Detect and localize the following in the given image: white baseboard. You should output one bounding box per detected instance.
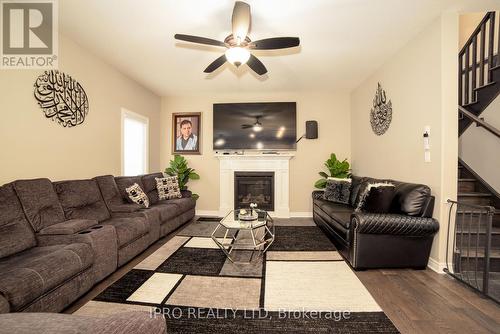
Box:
[427,257,446,273]
[290,211,313,218]
[196,210,220,217]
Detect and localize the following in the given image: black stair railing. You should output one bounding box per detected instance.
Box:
[458,105,500,138]
[445,200,496,301]
[459,11,499,107]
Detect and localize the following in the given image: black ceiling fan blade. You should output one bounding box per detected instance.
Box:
[241,124,253,128]
[204,55,227,73]
[174,34,226,47]
[247,54,267,75]
[250,37,300,50]
[232,1,251,42]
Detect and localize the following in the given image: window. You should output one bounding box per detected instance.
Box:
[121,109,149,176]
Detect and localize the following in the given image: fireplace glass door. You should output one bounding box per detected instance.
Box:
[234,172,274,211]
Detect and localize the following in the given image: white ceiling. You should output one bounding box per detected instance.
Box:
[59,0,498,96]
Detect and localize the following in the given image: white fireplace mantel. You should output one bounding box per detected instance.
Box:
[216,153,294,218]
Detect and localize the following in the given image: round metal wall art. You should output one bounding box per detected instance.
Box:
[370,82,392,136]
[34,70,89,127]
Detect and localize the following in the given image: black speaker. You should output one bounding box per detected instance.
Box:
[305,120,318,139]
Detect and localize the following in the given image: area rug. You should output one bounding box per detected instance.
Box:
[74,217,399,333]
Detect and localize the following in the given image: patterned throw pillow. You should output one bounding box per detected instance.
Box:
[156,176,182,200]
[323,177,352,204]
[125,183,150,208]
[355,182,395,213]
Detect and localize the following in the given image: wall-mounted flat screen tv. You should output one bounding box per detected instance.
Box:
[213,102,297,150]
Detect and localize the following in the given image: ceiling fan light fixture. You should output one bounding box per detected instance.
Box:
[253,123,263,132]
[225,47,250,67]
[174,1,300,76]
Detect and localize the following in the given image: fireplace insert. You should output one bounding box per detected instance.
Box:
[234,172,274,211]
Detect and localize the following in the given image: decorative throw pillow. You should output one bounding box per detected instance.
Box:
[355,183,395,213]
[156,176,182,200]
[323,177,352,204]
[125,183,150,208]
[362,186,396,213]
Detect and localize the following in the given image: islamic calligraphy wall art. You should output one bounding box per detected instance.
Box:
[370,83,392,136]
[34,70,89,127]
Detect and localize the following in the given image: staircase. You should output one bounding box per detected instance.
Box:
[448,11,500,303]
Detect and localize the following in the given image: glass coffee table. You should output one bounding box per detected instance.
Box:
[211,209,275,263]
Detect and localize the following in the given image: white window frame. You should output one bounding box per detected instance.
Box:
[121,108,149,176]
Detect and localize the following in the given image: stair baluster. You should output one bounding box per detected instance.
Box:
[480,22,486,86]
[472,36,477,94]
[465,47,470,104]
[459,54,463,105]
[488,14,495,81]
[498,16,500,66]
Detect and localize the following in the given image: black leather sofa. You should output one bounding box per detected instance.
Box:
[313,176,439,269]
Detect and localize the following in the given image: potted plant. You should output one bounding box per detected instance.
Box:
[165,155,200,199]
[314,153,350,189]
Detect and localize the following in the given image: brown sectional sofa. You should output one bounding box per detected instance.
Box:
[54,178,152,267]
[0,311,166,334]
[0,182,95,313]
[0,172,196,314]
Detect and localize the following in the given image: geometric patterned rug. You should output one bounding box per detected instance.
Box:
[74,217,399,333]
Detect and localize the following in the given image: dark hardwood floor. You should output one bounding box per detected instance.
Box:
[65,219,500,334]
[356,269,500,334]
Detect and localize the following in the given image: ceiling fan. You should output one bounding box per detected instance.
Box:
[174,1,300,76]
[241,116,263,131]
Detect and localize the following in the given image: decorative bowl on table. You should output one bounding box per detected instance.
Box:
[238,209,258,221]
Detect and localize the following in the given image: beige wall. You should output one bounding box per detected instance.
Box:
[0,34,161,185]
[350,14,459,269]
[460,96,500,193]
[459,12,485,49]
[160,92,351,214]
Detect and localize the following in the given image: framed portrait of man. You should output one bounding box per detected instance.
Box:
[172,112,201,154]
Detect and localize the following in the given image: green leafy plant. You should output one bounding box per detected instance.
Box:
[314,153,350,189]
[165,155,200,199]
